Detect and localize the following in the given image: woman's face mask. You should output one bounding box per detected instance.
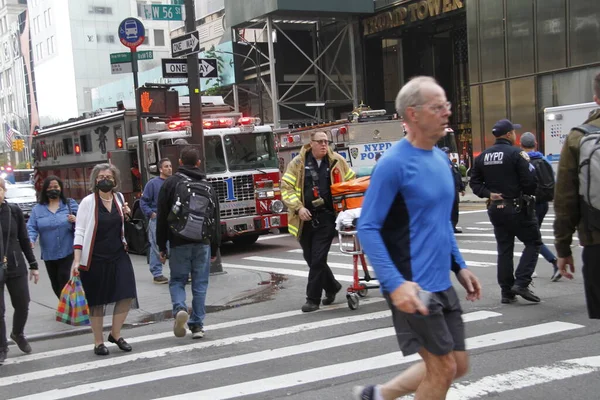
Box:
[46,189,60,199]
[96,179,115,193]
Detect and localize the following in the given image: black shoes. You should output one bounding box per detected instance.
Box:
[0,348,7,365]
[94,343,110,356]
[551,261,562,282]
[322,282,343,306]
[10,332,32,354]
[301,302,319,312]
[454,227,463,233]
[108,333,132,352]
[512,285,541,303]
[501,295,517,304]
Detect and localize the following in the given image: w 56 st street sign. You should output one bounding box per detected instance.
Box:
[143,4,183,21]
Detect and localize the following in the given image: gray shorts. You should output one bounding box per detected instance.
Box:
[384,286,466,356]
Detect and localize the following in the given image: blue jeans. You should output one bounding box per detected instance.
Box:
[148,218,163,277]
[168,243,210,329]
[535,202,557,263]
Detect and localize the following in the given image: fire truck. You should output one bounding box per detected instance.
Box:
[275,108,459,174]
[32,102,287,245]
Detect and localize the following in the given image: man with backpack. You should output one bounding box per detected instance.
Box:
[554,73,600,319]
[520,132,561,282]
[156,146,221,338]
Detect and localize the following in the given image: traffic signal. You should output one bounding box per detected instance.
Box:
[17,139,25,152]
[136,87,179,117]
[11,141,18,151]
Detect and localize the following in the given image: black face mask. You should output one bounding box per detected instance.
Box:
[96,179,115,193]
[47,190,60,199]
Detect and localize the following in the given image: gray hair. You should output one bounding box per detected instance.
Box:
[88,163,121,192]
[395,76,439,119]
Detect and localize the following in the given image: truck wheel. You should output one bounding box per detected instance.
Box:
[232,234,260,246]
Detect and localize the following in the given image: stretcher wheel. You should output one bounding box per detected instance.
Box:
[357,284,368,298]
[347,293,359,310]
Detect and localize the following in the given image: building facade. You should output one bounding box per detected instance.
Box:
[362,0,600,163]
[29,0,173,125]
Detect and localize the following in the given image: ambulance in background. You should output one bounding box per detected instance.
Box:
[543,101,599,172]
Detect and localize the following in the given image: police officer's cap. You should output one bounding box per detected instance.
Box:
[492,119,521,137]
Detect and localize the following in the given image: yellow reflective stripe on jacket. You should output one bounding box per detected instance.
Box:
[282,173,296,186]
[344,169,356,180]
[288,224,299,236]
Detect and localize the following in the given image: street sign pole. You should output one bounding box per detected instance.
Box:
[131,50,147,189]
[119,17,147,189]
[184,0,222,274]
[184,0,204,171]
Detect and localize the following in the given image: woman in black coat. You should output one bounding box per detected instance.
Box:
[0,178,39,365]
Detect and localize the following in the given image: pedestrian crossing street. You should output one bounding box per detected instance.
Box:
[1,296,596,400]
[1,211,594,399]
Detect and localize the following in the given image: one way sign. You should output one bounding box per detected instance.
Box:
[199,59,218,78]
[171,31,200,58]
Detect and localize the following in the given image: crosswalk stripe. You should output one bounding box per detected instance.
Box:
[443,356,600,400]
[286,249,494,268]
[244,256,375,272]
[224,263,354,282]
[477,221,553,226]
[456,233,568,241]
[459,248,544,258]
[466,227,555,233]
[154,321,583,400]
[459,210,488,214]
[10,311,502,399]
[2,297,385,366]
[0,311,392,387]
[257,234,291,241]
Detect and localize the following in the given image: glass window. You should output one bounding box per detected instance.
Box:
[506,0,534,77]
[466,0,479,84]
[470,85,483,154]
[482,81,507,148]
[536,0,566,72]
[509,77,537,147]
[224,132,278,172]
[80,134,93,153]
[62,138,73,155]
[154,29,165,47]
[569,0,600,67]
[203,136,227,173]
[479,0,505,82]
[382,39,401,106]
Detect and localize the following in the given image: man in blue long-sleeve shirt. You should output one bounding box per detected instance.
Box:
[140,158,172,283]
[354,77,481,400]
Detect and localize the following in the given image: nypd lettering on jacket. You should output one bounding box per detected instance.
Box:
[483,151,504,165]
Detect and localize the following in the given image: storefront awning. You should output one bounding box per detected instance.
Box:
[225,0,374,28]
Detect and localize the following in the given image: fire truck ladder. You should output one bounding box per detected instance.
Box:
[235,16,360,128]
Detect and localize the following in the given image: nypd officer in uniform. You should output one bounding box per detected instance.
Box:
[470,119,542,304]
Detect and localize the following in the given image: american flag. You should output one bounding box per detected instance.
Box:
[5,123,13,148]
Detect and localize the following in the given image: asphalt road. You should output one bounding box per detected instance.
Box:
[1,204,599,400]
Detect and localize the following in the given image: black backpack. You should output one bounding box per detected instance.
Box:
[168,173,217,242]
[530,158,555,203]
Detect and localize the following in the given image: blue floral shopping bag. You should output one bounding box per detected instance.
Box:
[56,275,90,326]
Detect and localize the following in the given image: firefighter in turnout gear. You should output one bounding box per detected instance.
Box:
[281,131,356,312]
[470,119,542,304]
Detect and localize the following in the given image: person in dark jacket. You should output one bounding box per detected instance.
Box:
[0,177,39,365]
[520,132,561,282]
[156,146,220,339]
[470,119,542,304]
[442,147,466,233]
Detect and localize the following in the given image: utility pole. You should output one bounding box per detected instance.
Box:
[183,0,223,274]
[184,0,205,172]
[132,50,147,189]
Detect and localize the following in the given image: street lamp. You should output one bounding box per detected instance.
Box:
[206,48,265,123]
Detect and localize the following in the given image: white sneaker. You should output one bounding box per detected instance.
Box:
[173,310,189,338]
[532,271,538,278]
[191,327,205,339]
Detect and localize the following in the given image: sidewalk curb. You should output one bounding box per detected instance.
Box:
[16,278,276,344]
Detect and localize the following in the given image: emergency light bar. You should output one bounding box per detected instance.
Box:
[359,109,387,118]
[167,120,192,130]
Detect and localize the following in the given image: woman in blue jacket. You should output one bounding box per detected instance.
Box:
[27,176,78,298]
